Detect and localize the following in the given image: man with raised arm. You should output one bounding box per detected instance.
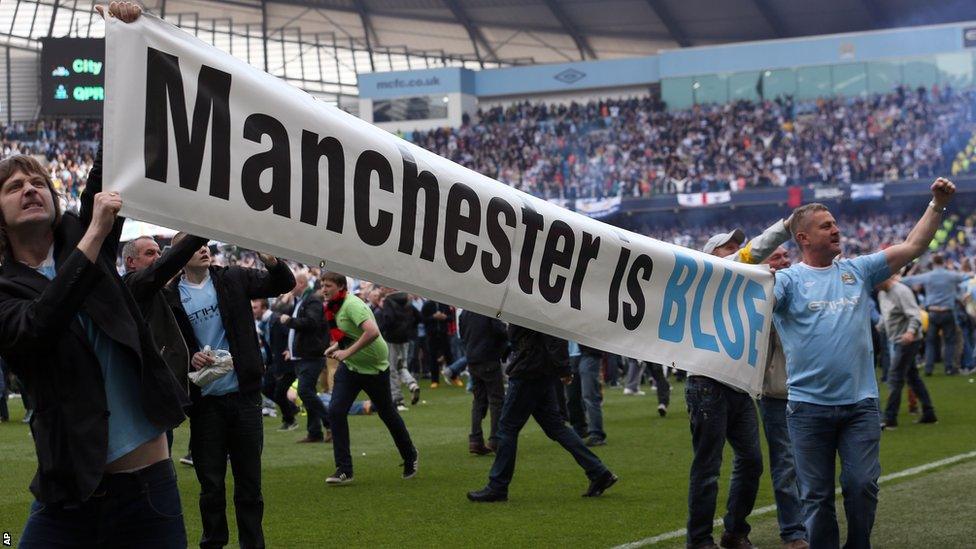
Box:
[773,178,955,549]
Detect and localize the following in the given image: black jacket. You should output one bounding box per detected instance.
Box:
[281,289,327,358]
[377,291,420,344]
[165,261,295,399]
[458,310,507,363]
[504,325,570,380]
[421,300,454,338]
[123,234,208,394]
[0,159,187,504]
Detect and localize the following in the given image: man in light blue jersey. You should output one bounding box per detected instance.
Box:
[773,177,956,549]
[901,253,971,375]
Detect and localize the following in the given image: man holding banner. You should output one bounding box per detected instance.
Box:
[773,178,955,549]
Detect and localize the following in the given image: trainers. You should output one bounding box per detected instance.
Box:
[657,404,668,417]
[467,487,507,502]
[881,420,897,430]
[277,421,299,432]
[585,436,607,447]
[915,414,938,424]
[324,430,333,443]
[452,377,464,387]
[430,382,440,389]
[179,454,194,467]
[583,470,618,497]
[410,385,421,405]
[397,404,409,412]
[782,539,809,549]
[402,449,419,479]
[469,440,492,455]
[326,469,353,485]
[719,531,756,549]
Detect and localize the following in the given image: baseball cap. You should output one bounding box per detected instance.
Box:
[702,229,746,255]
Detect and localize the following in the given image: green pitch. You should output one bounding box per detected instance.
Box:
[2,371,974,548]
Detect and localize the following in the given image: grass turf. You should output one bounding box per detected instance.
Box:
[1,370,975,548]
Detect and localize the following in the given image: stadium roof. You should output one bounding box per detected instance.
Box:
[262,0,976,64]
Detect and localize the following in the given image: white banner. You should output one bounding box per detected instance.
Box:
[677,191,732,208]
[103,16,773,394]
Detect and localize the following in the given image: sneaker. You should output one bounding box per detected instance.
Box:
[326,469,353,485]
[402,449,419,479]
[277,421,299,432]
[908,405,920,415]
[622,388,635,395]
[324,430,333,443]
[261,407,277,417]
[623,389,646,396]
[467,487,508,502]
[915,414,938,424]
[782,539,810,549]
[585,436,607,447]
[881,420,897,430]
[719,531,757,549]
[657,404,668,417]
[430,382,440,389]
[397,404,409,412]
[179,454,194,467]
[583,470,618,497]
[452,377,464,387]
[410,385,421,405]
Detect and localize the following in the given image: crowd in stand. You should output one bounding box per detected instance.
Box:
[412,86,976,200]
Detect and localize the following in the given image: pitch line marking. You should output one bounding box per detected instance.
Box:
[610,449,976,549]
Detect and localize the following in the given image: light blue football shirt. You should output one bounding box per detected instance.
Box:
[179,276,239,396]
[773,251,890,405]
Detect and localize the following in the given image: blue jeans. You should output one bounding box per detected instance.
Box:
[487,376,608,494]
[884,341,934,423]
[685,376,762,547]
[329,365,415,474]
[957,310,975,371]
[578,354,605,440]
[924,310,957,374]
[758,398,806,543]
[787,398,881,549]
[565,356,587,437]
[295,359,330,438]
[20,460,186,548]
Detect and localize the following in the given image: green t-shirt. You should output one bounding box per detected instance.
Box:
[337,294,389,374]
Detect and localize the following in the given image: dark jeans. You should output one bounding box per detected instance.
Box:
[787,398,881,549]
[468,361,505,444]
[759,397,806,543]
[578,354,605,440]
[272,363,298,425]
[426,333,452,383]
[295,359,330,437]
[487,376,608,494]
[330,364,416,474]
[924,310,957,374]
[885,340,934,423]
[20,460,186,548]
[685,376,762,547]
[190,392,265,549]
[647,362,671,406]
[0,359,8,421]
[565,356,588,437]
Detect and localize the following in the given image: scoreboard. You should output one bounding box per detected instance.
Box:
[40,37,105,116]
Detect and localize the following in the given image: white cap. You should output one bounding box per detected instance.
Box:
[702,229,746,255]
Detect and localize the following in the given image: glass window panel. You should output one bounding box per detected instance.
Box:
[796,65,831,100]
[661,76,694,110]
[763,69,796,99]
[935,51,973,88]
[902,57,938,89]
[867,61,900,94]
[729,70,761,101]
[831,63,867,97]
[692,74,728,105]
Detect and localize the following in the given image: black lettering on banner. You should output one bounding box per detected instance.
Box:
[144,47,231,199]
[607,247,631,323]
[353,150,394,246]
[570,232,600,310]
[538,220,574,304]
[623,254,653,330]
[396,145,439,261]
[443,183,481,273]
[241,114,291,217]
[300,131,344,231]
[518,205,545,295]
[481,197,515,285]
